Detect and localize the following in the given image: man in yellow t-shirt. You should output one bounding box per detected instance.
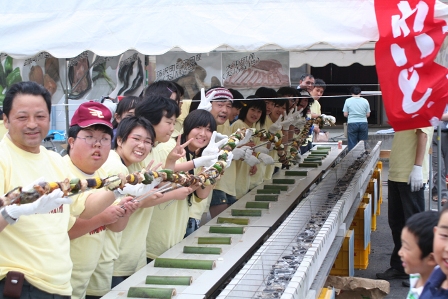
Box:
[64,101,136,299]
[376,127,433,281]
[0,82,75,298]
[0,109,7,140]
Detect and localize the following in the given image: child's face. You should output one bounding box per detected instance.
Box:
[154,115,175,143]
[433,211,448,276]
[399,227,431,275]
[245,107,262,126]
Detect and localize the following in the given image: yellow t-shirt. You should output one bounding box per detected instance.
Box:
[265,116,282,176]
[63,156,109,299]
[0,121,7,141]
[174,99,191,136]
[310,101,321,116]
[231,120,253,199]
[0,135,74,296]
[214,120,237,196]
[250,121,265,190]
[102,149,151,276]
[389,127,433,183]
[86,228,121,296]
[146,138,189,259]
[189,192,212,221]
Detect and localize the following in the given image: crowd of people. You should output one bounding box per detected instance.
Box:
[1,78,447,299]
[0,77,332,299]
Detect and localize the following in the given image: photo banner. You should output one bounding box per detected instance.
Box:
[375,0,448,131]
[222,52,290,97]
[155,52,221,99]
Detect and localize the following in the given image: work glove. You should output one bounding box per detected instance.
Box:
[244,155,260,167]
[215,132,228,142]
[268,115,283,134]
[291,108,304,123]
[325,114,336,124]
[202,131,229,157]
[254,147,270,154]
[294,117,307,128]
[225,152,234,168]
[193,154,218,168]
[238,128,254,146]
[281,111,294,130]
[232,146,251,160]
[121,178,163,196]
[257,153,275,165]
[5,189,72,221]
[408,165,423,192]
[197,88,216,112]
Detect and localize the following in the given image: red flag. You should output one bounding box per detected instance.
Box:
[375,0,448,131]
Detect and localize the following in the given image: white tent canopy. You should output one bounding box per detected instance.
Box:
[0,0,380,59]
[2,0,448,65]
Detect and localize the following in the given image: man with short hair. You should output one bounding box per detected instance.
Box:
[65,101,136,299]
[298,73,315,93]
[0,81,75,298]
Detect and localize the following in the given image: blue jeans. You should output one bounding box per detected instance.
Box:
[388,180,425,272]
[210,190,237,206]
[184,217,200,237]
[347,122,368,151]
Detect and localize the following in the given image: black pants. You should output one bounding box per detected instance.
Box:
[388,180,425,272]
[0,279,69,299]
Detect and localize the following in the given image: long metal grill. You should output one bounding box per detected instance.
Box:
[217,141,380,299]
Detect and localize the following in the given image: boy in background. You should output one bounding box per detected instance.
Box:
[420,205,448,298]
[398,211,438,298]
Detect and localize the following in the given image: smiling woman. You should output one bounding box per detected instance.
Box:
[115,116,155,167]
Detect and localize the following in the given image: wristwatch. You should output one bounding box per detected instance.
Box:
[1,208,17,225]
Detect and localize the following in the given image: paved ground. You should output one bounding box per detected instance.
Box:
[351,162,441,298]
[353,159,409,298]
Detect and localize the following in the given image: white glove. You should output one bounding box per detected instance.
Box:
[5,189,72,220]
[257,153,275,165]
[121,178,163,196]
[202,131,229,157]
[268,115,283,134]
[294,117,307,128]
[197,88,216,112]
[243,147,254,160]
[244,155,260,167]
[238,129,253,146]
[408,165,423,192]
[321,114,336,124]
[254,147,270,154]
[193,154,218,168]
[281,111,294,130]
[232,147,247,160]
[215,132,228,142]
[291,108,304,123]
[225,151,234,168]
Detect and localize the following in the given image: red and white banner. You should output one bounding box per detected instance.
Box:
[375,0,448,131]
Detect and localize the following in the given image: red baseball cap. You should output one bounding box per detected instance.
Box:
[70,101,113,129]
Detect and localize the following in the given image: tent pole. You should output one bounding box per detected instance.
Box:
[65,59,70,134]
[437,125,442,211]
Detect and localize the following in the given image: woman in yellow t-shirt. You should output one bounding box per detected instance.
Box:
[96,115,192,293]
[231,97,269,199]
[147,109,220,252]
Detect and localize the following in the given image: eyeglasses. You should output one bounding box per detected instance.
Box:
[76,136,111,146]
[304,81,315,86]
[130,136,153,147]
